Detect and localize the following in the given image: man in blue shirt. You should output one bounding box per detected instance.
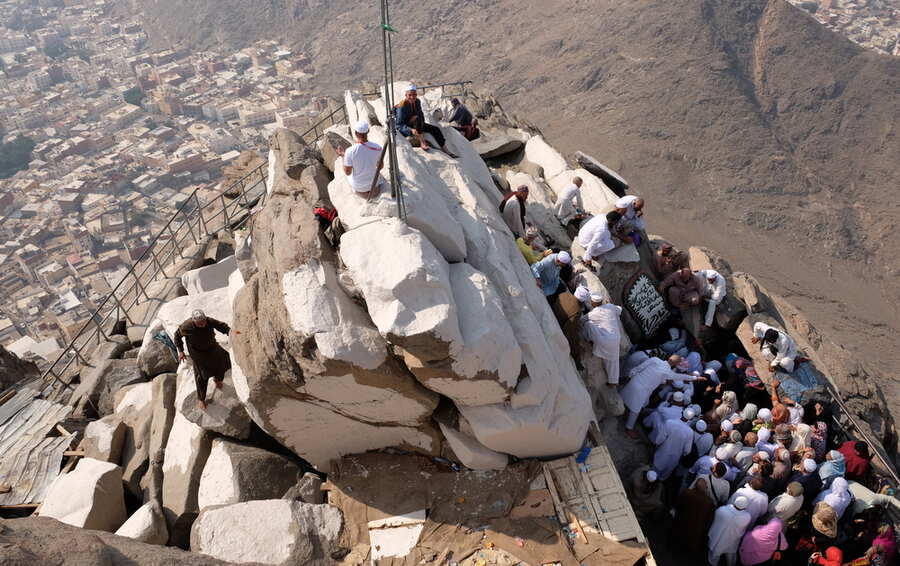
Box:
[394,85,457,157]
[531,251,571,303]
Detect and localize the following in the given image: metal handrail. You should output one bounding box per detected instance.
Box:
[35,104,351,396]
[361,80,473,98]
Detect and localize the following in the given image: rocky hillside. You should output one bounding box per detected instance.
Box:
[0,345,39,391]
[132,0,900,411]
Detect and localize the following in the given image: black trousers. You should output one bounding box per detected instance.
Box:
[408,115,446,147]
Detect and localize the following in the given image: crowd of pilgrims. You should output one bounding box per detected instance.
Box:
[622,338,897,566]
[495,183,898,566]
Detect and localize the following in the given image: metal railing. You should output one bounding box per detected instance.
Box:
[361,80,473,99]
[35,105,349,398]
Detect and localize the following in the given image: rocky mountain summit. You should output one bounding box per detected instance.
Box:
[131,0,900,421]
[0,345,38,391]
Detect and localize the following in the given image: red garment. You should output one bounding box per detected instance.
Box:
[812,547,843,566]
[838,440,871,481]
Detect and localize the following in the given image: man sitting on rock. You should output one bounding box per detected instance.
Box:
[555,176,589,238]
[336,120,384,200]
[174,309,231,410]
[516,228,552,265]
[750,322,800,374]
[655,242,689,279]
[394,84,457,157]
[697,269,726,328]
[500,185,529,239]
[659,267,703,310]
[531,250,571,303]
[577,210,622,268]
[614,195,646,244]
[447,97,478,140]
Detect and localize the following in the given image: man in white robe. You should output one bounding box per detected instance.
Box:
[500,185,528,238]
[728,477,770,526]
[708,496,752,566]
[751,322,800,373]
[644,391,686,445]
[765,482,803,522]
[697,269,726,327]
[577,211,622,266]
[620,355,705,434]
[581,294,623,385]
[652,408,695,480]
[555,177,584,224]
[614,195,646,231]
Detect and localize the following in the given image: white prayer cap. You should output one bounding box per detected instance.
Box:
[721,420,734,433]
[733,496,750,510]
[716,446,730,461]
[573,285,591,303]
[704,368,717,378]
[672,379,685,390]
[695,420,707,432]
[191,309,206,321]
[683,407,696,420]
[689,403,701,415]
[353,120,370,134]
[590,294,606,305]
[404,84,417,92]
[758,428,771,442]
[557,251,572,264]
[672,392,684,403]
[803,459,818,473]
[668,327,680,340]
[756,451,770,461]
[706,360,723,372]
[645,470,658,483]
[758,408,773,422]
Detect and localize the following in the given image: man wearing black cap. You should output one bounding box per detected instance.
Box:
[174,309,231,410]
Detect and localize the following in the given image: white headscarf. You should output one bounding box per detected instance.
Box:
[819,477,851,519]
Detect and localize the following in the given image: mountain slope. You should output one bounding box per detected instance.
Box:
[134,0,900,403]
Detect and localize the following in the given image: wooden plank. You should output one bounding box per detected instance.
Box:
[541,464,568,526]
[63,450,85,457]
[0,503,39,510]
[55,424,72,436]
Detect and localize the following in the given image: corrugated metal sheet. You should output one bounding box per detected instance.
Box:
[0,390,74,505]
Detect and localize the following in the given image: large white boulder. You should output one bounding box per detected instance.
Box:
[176,362,251,439]
[198,438,300,510]
[83,414,125,464]
[142,372,177,501]
[191,500,343,566]
[115,501,169,545]
[155,286,233,350]
[339,218,462,362]
[327,130,467,264]
[181,255,238,296]
[524,135,568,180]
[39,458,126,532]
[137,319,179,377]
[161,413,212,545]
[438,422,508,471]
[114,382,154,497]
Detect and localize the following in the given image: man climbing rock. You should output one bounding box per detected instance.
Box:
[337,120,384,199]
[555,176,588,238]
[395,85,457,157]
[174,309,231,410]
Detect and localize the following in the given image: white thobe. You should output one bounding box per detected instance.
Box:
[752,322,799,372]
[708,505,752,566]
[555,183,583,223]
[766,493,803,522]
[501,196,526,238]
[581,304,623,384]
[577,215,615,262]
[644,403,685,445]
[615,195,646,230]
[697,269,726,326]
[734,447,756,472]
[652,418,693,480]
[621,357,676,414]
[729,484,769,525]
[694,431,714,457]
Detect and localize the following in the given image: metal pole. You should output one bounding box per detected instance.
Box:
[131,269,151,303]
[194,193,210,236]
[167,224,185,258]
[220,194,231,227]
[151,246,167,279]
